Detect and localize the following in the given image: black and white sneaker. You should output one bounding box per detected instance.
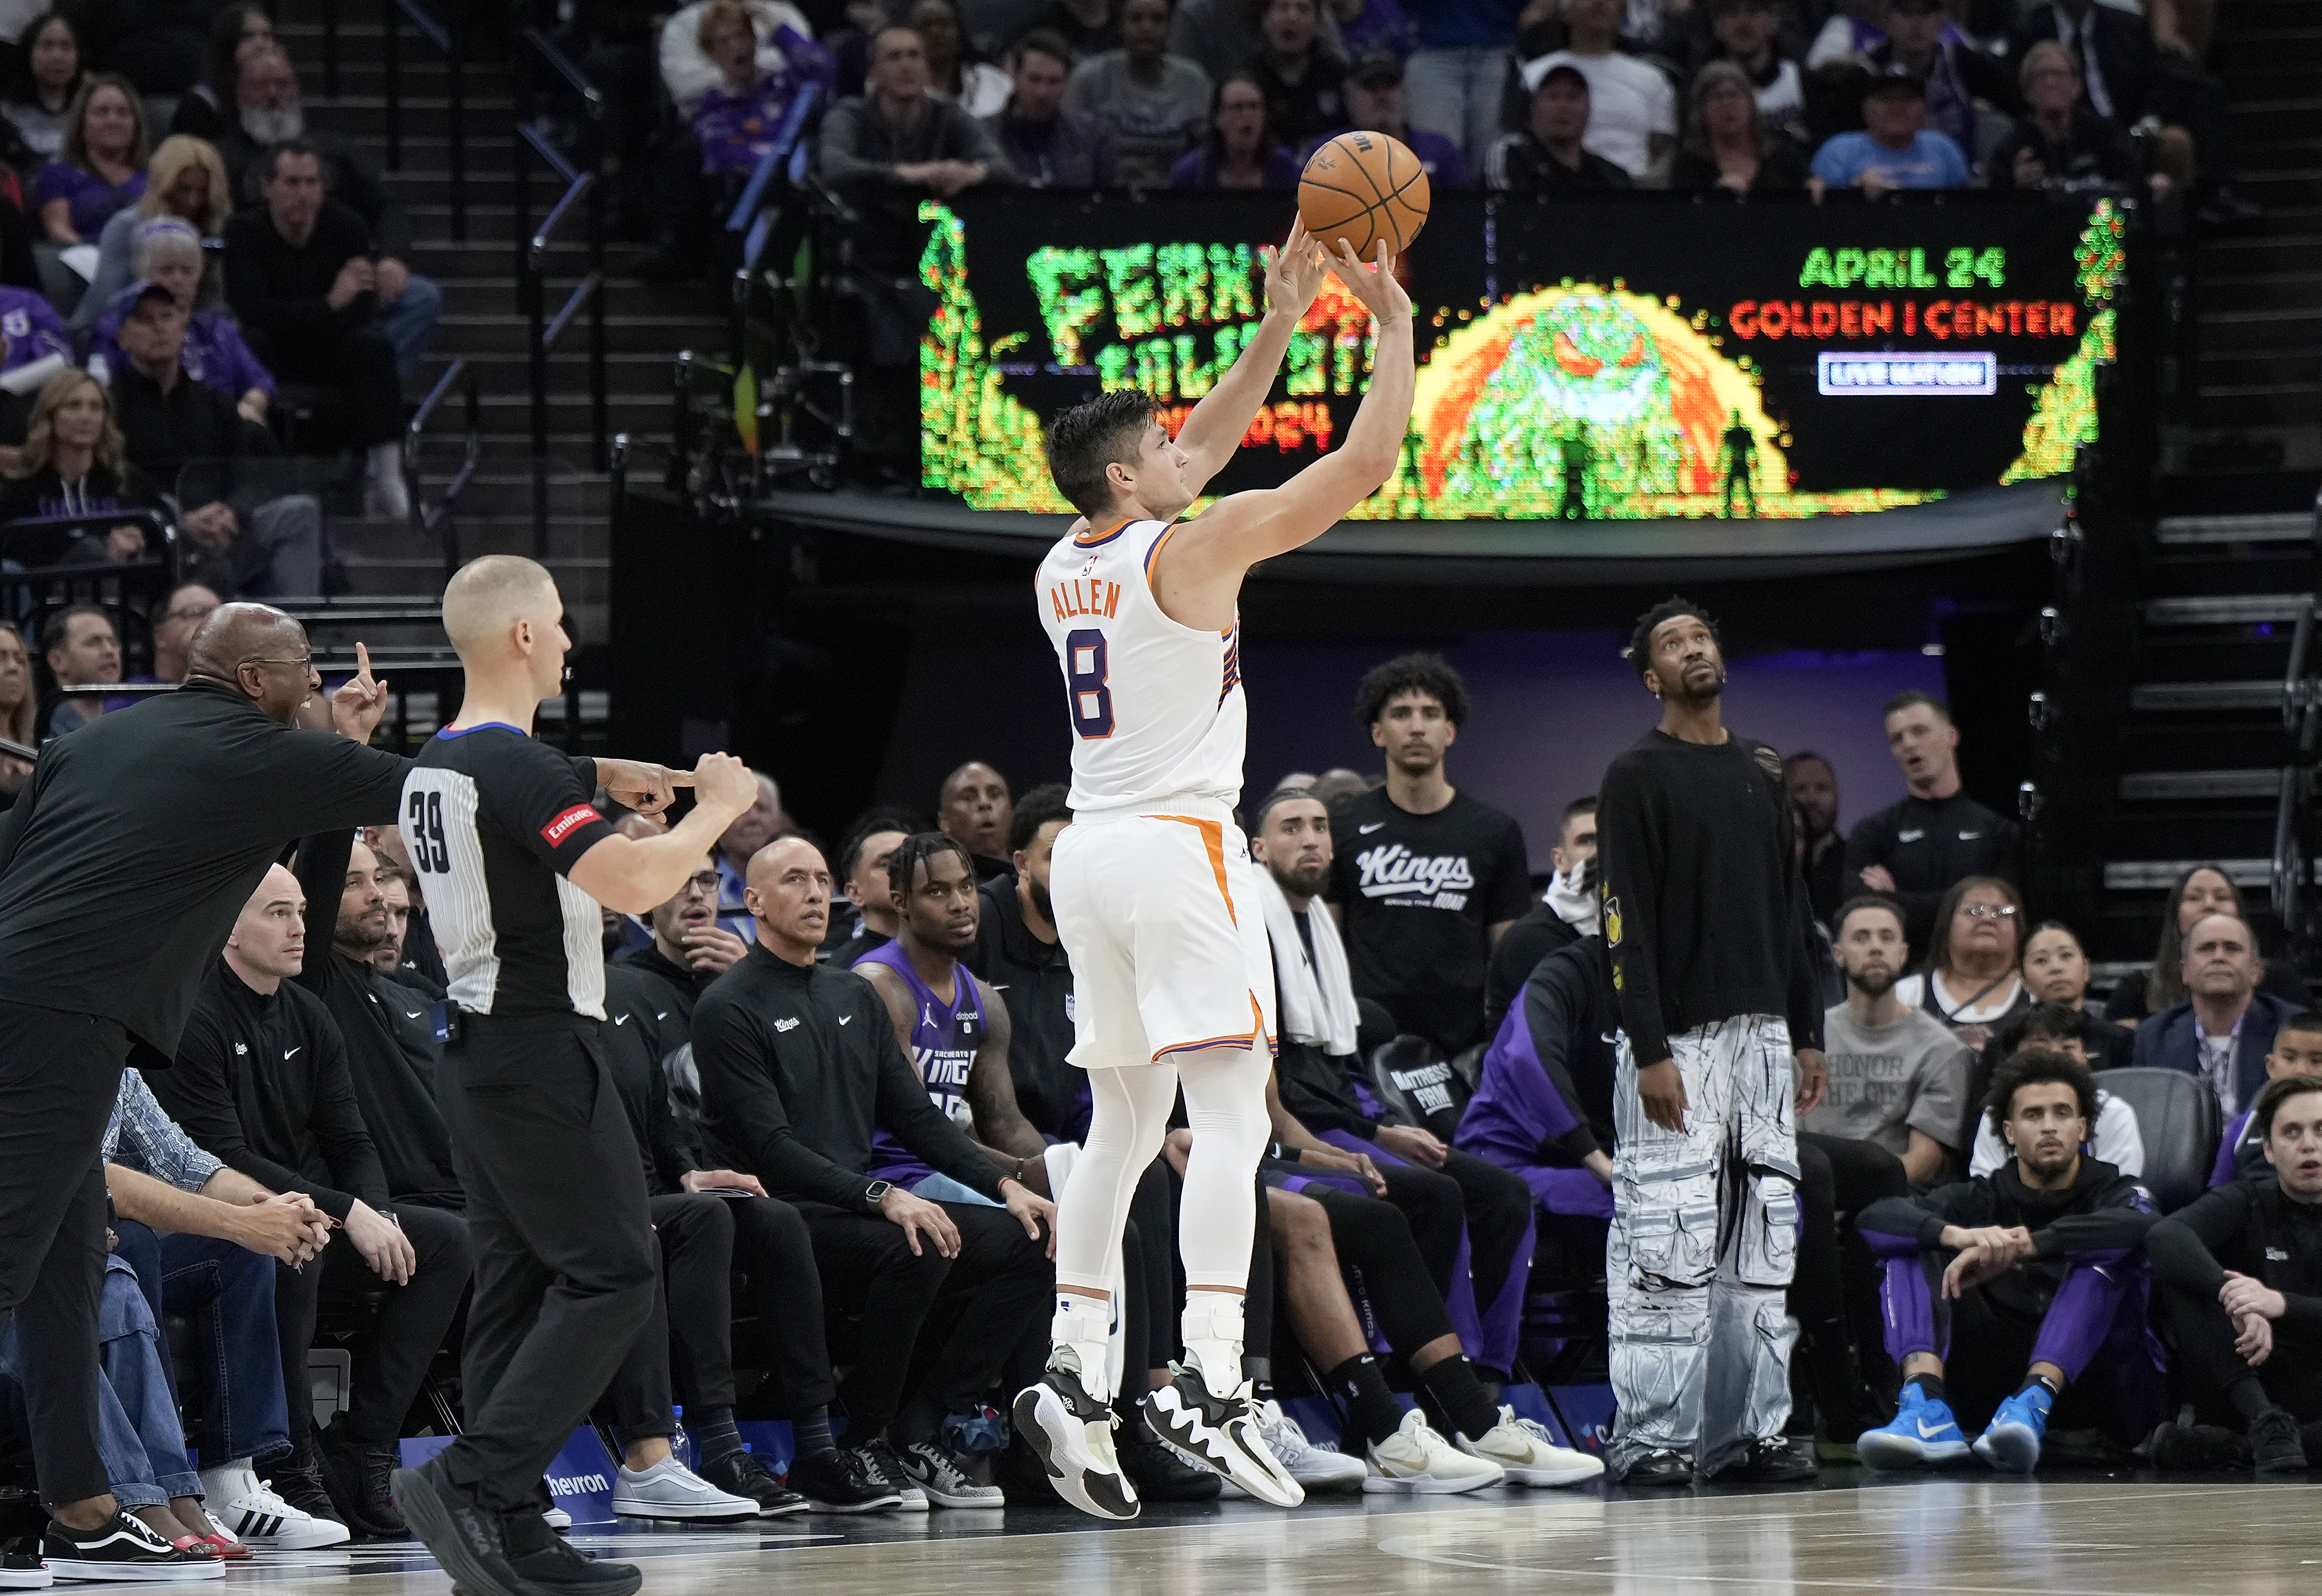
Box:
[41,1512,219,1581]
[1014,1350,1139,1521]
[697,1449,808,1517]
[0,1538,50,1588]
[390,1460,534,1596]
[787,1448,900,1514]
[898,1438,1004,1508]
[1139,1363,1304,1507]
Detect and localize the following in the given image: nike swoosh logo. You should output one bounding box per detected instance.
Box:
[1897,829,1925,842]
[839,1015,854,1025]
[614,1014,630,1025]
[1358,822,1387,834]
[1600,1031,1620,1044]
[404,1011,423,1019]
[1917,1420,1951,1438]
[284,1047,301,1059]
[1957,831,1981,840]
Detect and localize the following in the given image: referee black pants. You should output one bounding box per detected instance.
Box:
[0,1001,130,1507]
[437,1015,656,1517]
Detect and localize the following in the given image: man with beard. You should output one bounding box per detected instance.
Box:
[1330,654,1533,1057]
[1856,1049,2161,1473]
[612,853,751,1122]
[1805,896,1973,1189]
[1596,597,1828,1487]
[1783,752,1846,932]
[967,785,1083,1142]
[374,872,418,981]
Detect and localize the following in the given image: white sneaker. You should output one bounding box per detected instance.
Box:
[1365,1408,1506,1494]
[198,1465,352,1548]
[609,1457,758,1520]
[1456,1406,1606,1487]
[1220,1402,1367,1495]
[1141,1364,1305,1507]
[540,1507,573,1531]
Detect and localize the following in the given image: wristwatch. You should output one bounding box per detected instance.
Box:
[863,1179,893,1212]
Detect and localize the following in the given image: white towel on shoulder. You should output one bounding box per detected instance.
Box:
[1254,869,1359,1056]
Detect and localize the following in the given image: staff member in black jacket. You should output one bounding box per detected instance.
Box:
[0,601,397,1570]
[965,783,1081,1140]
[1596,597,1827,1489]
[694,834,1056,1507]
[1843,692,2022,955]
[153,864,473,1543]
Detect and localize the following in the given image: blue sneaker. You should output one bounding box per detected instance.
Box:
[1857,1385,1970,1469]
[1973,1385,2053,1473]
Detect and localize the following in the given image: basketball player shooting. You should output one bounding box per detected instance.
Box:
[1016,234,1414,1520]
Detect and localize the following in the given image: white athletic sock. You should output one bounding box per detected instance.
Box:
[1052,1295,1115,1405]
[1181,1293,1245,1400]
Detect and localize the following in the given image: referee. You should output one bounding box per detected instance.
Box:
[387,556,757,1596]
[0,603,404,1561]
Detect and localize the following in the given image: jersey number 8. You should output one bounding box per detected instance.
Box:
[1066,628,1114,739]
[406,790,452,874]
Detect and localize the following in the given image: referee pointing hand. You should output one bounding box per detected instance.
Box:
[387,556,759,1596]
[0,602,410,1562]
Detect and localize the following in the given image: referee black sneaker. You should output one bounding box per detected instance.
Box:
[40,1511,216,1581]
[390,1460,533,1596]
[787,1448,900,1514]
[697,1449,808,1517]
[504,1531,642,1596]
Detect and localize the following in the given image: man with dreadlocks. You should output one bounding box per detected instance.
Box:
[1595,597,1830,1487]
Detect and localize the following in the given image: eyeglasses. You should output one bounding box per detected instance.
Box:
[1961,904,2018,920]
[683,871,721,895]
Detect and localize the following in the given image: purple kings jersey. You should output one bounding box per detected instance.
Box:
[854,940,984,1186]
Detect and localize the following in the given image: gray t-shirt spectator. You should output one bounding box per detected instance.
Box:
[1062,50,1213,186]
[1804,1003,1973,1168]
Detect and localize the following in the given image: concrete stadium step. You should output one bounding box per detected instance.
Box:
[2155,512,2313,544]
[2128,679,2286,713]
[2138,593,2308,626]
[2101,858,2276,892]
[2115,768,2284,802]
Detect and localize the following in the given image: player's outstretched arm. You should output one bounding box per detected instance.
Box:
[1172,221,1331,494]
[1153,241,1413,629]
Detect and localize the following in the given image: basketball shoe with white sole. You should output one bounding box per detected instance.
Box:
[1140,1364,1304,1507]
[1015,1349,1140,1520]
[1365,1409,1504,1495]
[1455,1407,1606,1487]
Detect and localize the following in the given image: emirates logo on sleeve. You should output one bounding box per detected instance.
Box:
[541,804,602,846]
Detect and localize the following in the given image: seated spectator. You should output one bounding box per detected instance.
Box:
[37,601,120,735]
[0,623,33,803]
[1700,0,1807,147]
[164,3,275,142]
[1062,0,1211,186]
[1892,876,2032,1050]
[1518,0,1676,183]
[1303,44,1466,186]
[610,848,751,1117]
[982,30,1093,185]
[1251,0,1348,151]
[77,135,237,338]
[2106,865,2311,1026]
[223,144,409,518]
[1460,931,1616,1221]
[1034,0,1122,63]
[914,0,1009,116]
[1784,752,1845,931]
[141,579,215,684]
[1328,0,1415,58]
[1809,64,1968,192]
[1172,76,1302,194]
[1670,58,1807,193]
[0,11,83,159]
[90,219,273,424]
[2016,921,2135,1069]
[1171,0,1347,88]
[693,835,1056,1507]
[1855,1049,2160,1473]
[1481,798,1593,1038]
[1844,693,2022,954]
[1966,1004,2143,1179]
[107,282,322,598]
[1995,40,2142,194]
[831,805,920,965]
[1806,896,1974,1188]
[1863,0,2012,173]
[149,864,474,1541]
[360,822,450,994]
[216,49,438,381]
[1,368,165,568]
[0,272,70,388]
[964,785,1083,1140]
[373,871,415,977]
[32,73,147,245]
[938,759,1013,881]
[2133,912,2302,1121]
[2145,1074,2322,1473]
[659,0,823,116]
[2210,1011,2322,1188]
[1486,60,1632,191]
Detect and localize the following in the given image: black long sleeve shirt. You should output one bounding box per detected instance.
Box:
[224,200,379,345]
[965,872,1082,1142]
[1598,729,1823,1066]
[0,678,408,1053]
[693,943,1006,1210]
[1859,1156,2154,1322]
[602,961,704,1196]
[2145,1177,2322,1339]
[1840,791,2022,955]
[151,957,389,1221]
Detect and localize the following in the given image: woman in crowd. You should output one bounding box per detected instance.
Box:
[913,0,1009,116]
[1669,59,1804,194]
[87,218,272,424]
[1171,73,1299,188]
[1892,874,2032,1050]
[2017,919,2137,1069]
[166,3,276,142]
[2103,863,2312,1025]
[0,368,163,548]
[76,133,229,330]
[32,73,147,245]
[0,623,36,803]
[0,10,80,160]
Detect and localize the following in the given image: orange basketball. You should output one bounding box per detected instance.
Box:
[1297,131,1431,260]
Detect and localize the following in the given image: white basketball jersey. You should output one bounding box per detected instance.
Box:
[1037,517,1247,816]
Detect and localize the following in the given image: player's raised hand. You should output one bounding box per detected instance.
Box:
[1328,238,1411,328]
[330,641,390,743]
[1263,219,1330,319]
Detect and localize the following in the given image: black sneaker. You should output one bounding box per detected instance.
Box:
[321,1426,408,1540]
[897,1437,1005,1508]
[0,1537,49,1590]
[390,1460,534,1596]
[506,1535,642,1596]
[1116,1418,1223,1502]
[2250,1408,2309,1475]
[787,1448,901,1513]
[269,1460,350,1537]
[1616,1449,1694,1487]
[698,1450,808,1517]
[1708,1437,1818,1483]
[853,1440,927,1512]
[1015,1353,1139,1521]
[2144,1419,2248,1472]
[1139,1363,1302,1507]
[39,1512,206,1581]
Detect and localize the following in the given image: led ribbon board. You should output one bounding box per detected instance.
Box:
[920,192,2120,523]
